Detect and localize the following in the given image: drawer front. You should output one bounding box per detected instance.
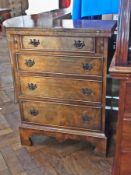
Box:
[21,36,95,53]
[19,76,102,103]
[20,101,102,131]
[16,54,103,76]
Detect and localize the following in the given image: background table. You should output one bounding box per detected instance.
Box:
[0,8,11,31]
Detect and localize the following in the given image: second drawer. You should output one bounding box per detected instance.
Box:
[19,76,102,103]
[16,53,103,77]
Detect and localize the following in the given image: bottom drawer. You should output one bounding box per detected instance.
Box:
[20,100,102,131]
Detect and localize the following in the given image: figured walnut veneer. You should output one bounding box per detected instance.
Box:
[3,9,116,156]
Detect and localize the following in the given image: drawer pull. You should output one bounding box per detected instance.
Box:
[82,115,92,122]
[83,63,93,71]
[30,109,39,116]
[28,83,37,90]
[29,39,40,47]
[25,59,35,67]
[74,40,85,49]
[81,88,92,96]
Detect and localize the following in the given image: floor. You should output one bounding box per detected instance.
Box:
[0,34,115,175]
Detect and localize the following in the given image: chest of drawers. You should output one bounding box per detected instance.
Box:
[4,12,116,156]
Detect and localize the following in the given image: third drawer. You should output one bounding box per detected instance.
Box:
[19,76,102,103]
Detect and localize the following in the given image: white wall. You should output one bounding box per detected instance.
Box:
[25,0,59,15]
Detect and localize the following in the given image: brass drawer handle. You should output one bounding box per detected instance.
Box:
[30,109,39,116]
[83,63,93,71]
[74,40,85,49]
[28,83,37,90]
[25,59,35,67]
[81,88,93,96]
[29,39,40,47]
[82,115,92,122]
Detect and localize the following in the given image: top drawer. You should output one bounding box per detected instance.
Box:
[20,36,96,53]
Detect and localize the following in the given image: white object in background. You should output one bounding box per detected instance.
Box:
[25,0,59,15]
[113,14,118,20]
[70,0,73,14]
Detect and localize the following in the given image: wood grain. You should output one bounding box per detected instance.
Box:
[20,100,102,131]
[3,8,116,158]
[19,76,102,103]
[16,53,103,76]
[109,1,131,174]
[0,35,115,175]
[21,35,96,53]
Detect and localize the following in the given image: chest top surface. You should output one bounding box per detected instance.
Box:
[3,10,116,37]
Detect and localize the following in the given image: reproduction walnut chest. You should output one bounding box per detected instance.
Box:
[3,10,116,155]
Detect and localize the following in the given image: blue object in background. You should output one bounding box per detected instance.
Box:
[72,0,119,20]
